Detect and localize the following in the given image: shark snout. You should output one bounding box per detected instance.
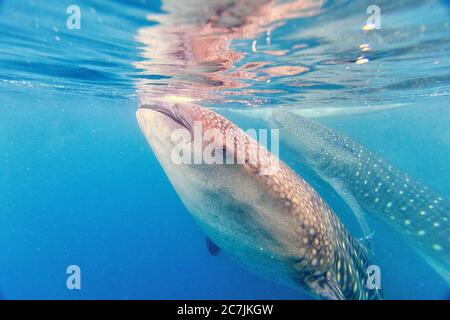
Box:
[138,97,196,135]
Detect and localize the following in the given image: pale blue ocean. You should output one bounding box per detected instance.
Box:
[0,0,449,299]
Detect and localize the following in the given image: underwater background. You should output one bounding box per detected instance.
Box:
[0,0,449,299]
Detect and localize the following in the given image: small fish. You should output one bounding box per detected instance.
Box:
[137,97,382,299]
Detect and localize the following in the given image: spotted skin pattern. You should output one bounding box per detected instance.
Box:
[138,100,382,299]
[271,109,450,283]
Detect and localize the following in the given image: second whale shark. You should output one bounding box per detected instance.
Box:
[268,108,450,284]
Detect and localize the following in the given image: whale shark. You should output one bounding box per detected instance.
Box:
[136,96,382,299]
[268,108,450,283]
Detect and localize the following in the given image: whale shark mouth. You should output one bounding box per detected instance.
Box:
[139,103,193,135]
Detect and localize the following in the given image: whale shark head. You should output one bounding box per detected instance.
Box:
[136,98,380,300]
[136,97,308,287]
[136,96,280,173]
[271,108,359,171]
[136,96,197,161]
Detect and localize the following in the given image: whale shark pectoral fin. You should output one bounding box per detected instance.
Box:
[357,232,375,255]
[324,279,346,300]
[317,175,375,254]
[205,237,221,256]
[338,188,375,254]
[312,276,346,300]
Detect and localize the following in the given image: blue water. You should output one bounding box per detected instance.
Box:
[0,0,449,299]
